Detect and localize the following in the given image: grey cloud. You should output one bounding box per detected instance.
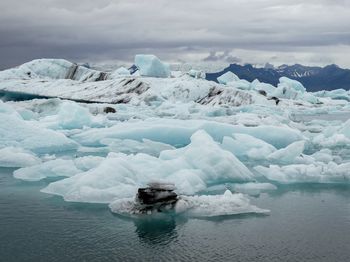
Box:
[0,0,349,69]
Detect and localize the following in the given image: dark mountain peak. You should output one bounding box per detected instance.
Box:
[206,63,350,92]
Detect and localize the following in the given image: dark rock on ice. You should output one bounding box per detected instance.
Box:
[135,182,178,213]
[103,107,116,114]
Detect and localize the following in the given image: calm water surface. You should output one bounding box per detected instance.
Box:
[0,168,349,262]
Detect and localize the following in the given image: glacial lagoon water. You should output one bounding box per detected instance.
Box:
[1,167,349,262]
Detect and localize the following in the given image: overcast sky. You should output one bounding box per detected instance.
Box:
[0,0,350,69]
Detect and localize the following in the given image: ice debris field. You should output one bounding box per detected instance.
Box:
[0,55,350,217]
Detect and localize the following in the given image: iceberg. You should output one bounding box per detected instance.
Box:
[41,130,254,203]
[267,140,305,164]
[222,133,276,160]
[0,59,106,82]
[217,71,239,85]
[0,147,41,168]
[255,162,350,184]
[134,55,170,78]
[188,69,206,79]
[110,67,131,78]
[174,190,269,217]
[14,156,103,181]
[40,101,93,129]
[0,105,77,153]
[72,118,303,149]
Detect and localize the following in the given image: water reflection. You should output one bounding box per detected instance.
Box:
[133,215,179,245]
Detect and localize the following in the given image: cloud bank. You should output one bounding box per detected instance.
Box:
[0,0,349,69]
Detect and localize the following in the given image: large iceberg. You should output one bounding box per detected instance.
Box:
[134,55,170,78]
[41,130,254,203]
[72,118,303,149]
[0,59,107,82]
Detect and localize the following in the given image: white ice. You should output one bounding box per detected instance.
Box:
[217,71,239,85]
[41,130,254,203]
[134,54,170,78]
[0,147,41,168]
[14,156,103,181]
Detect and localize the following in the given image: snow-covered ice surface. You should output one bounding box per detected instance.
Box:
[1,57,350,218]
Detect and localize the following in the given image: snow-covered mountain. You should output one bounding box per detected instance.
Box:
[206,63,350,91]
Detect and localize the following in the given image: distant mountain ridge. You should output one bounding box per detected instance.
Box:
[206,64,350,91]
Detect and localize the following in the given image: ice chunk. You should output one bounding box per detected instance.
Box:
[0,59,106,82]
[40,101,93,129]
[14,156,103,181]
[0,109,78,153]
[188,69,206,79]
[174,190,269,217]
[0,147,41,168]
[228,79,252,90]
[100,138,175,157]
[110,67,130,78]
[217,71,239,85]
[14,159,80,181]
[267,140,305,164]
[279,77,306,93]
[255,162,350,184]
[222,133,276,160]
[72,118,303,149]
[251,79,276,95]
[41,130,254,203]
[135,54,170,78]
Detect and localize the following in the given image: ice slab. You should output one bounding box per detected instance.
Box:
[14,156,103,181]
[217,71,239,85]
[0,147,41,168]
[188,69,206,79]
[41,130,254,203]
[267,140,305,164]
[40,101,93,129]
[109,190,269,217]
[0,105,78,153]
[72,118,303,149]
[222,133,276,160]
[101,138,175,157]
[174,190,269,217]
[135,55,170,78]
[255,162,350,184]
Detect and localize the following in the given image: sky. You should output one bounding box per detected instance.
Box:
[0,0,350,69]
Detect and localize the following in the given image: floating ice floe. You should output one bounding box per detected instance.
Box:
[0,147,41,168]
[72,118,303,149]
[255,162,350,184]
[174,190,269,217]
[14,156,104,181]
[134,54,170,78]
[100,138,175,157]
[41,130,254,203]
[222,133,276,160]
[39,101,94,129]
[267,140,305,164]
[0,102,77,153]
[109,190,269,217]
